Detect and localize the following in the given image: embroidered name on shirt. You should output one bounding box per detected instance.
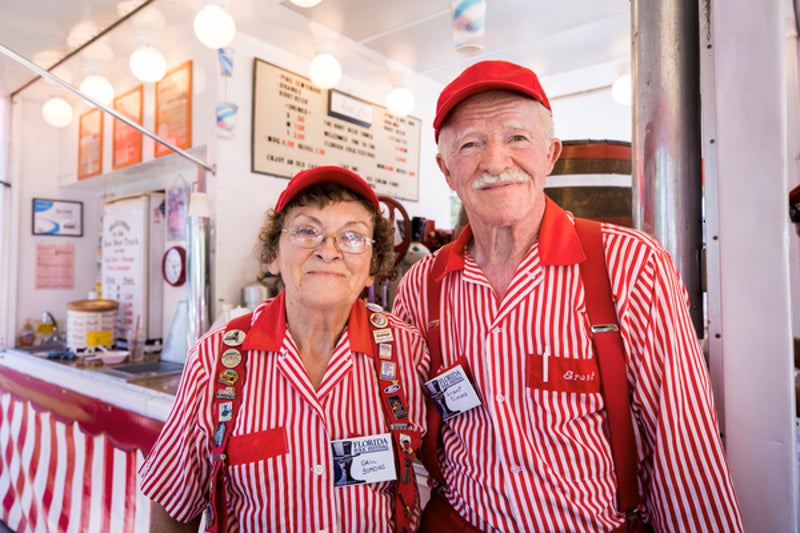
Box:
[526,353,601,394]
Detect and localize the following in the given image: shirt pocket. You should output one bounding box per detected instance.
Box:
[526,352,601,394]
[227,426,289,466]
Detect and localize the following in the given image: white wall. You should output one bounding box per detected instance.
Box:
[551,88,632,142]
[704,0,797,530]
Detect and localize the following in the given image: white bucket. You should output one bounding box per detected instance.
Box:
[67,299,119,352]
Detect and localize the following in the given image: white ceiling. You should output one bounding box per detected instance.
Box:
[0,0,635,104]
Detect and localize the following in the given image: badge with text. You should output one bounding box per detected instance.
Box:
[331,432,396,487]
[423,364,482,420]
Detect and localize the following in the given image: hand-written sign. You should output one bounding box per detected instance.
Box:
[251,58,420,200]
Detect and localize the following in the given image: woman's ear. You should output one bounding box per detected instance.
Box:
[267,258,280,276]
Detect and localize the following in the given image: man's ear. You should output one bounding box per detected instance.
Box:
[436,152,456,190]
[546,138,563,172]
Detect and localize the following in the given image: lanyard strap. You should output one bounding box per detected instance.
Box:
[366,303,421,533]
[419,245,451,487]
[204,312,253,533]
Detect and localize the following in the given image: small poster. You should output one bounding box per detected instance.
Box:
[112,85,143,169]
[35,243,75,290]
[331,433,396,487]
[78,107,103,180]
[155,60,193,158]
[166,177,190,241]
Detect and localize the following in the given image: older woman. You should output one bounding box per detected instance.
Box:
[140,166,427,532]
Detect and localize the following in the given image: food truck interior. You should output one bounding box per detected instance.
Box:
[0,0,799,531]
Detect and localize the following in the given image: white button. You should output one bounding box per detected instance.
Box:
[496,394,505,402]
[313,464,324,475]
[511,464,524,473]
[492,327,504,334]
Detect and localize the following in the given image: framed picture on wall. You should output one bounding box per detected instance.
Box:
[77,107,103,180]
[155,60,192,158]
[112,85,143,169]
[32,198,83,237]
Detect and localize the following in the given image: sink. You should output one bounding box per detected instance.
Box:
[100,360,184,380]
[129,373,183,395]
[11,343,70,356]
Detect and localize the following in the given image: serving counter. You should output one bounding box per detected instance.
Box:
[0,348,178,532]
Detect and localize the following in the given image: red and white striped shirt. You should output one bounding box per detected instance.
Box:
[139,295,427,532]
[393,198,743,532]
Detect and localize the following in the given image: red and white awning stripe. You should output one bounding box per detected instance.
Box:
[0,366,162,532]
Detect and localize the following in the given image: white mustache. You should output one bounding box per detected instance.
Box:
[472,169,531,190]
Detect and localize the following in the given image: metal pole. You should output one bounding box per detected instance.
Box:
[632,0,703,336]
[0,42,215,175]
[186,191,210,346]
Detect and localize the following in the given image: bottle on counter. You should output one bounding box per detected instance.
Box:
[18,319,35,347]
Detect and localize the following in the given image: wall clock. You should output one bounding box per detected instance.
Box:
[162,245,187,287]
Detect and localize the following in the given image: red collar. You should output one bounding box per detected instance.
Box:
[435,197,587,280]
[241,291,375,356]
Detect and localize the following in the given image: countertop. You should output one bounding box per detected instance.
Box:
[0,347,179,422]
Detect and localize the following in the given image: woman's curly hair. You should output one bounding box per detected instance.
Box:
[258,183,396,279]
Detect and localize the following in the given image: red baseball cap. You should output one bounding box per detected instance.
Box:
[275,166,380,212]
[433,60,552,141]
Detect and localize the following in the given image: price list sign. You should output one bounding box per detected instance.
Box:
[252,59,420,200]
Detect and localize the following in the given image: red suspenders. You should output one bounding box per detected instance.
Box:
[420,218,646,527]
[203,303,420,533]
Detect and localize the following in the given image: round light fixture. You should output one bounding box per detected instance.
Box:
[130,44,167,82]
[79,74,114,106]
[308,53,341,89]
[42,97,73,128]
[290,0,322,6]
[612,73,632,106]
[193,4,236,49]
[386,86,415,117]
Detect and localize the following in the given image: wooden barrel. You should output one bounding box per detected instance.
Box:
[546,139,632,227]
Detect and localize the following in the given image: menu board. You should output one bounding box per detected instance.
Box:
[252,58,420,200]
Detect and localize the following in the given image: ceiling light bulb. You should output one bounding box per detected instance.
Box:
[386,86,415,117]
[194,4,236,49]
[42,97,73,128]
[290,0,322,7]
[130,44,167,82]
[612,73,632,106]
[308,53,341,89]
[79,74,114,106]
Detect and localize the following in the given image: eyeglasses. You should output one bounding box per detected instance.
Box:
[281,225,374,254]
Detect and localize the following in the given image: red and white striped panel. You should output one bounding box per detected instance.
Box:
[0,393,153,532]
[0,361,163,531]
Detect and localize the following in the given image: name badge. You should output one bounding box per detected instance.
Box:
[331,432,396,487]
[424,364,482,421]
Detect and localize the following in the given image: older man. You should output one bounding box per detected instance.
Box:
[393,60,742,532]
